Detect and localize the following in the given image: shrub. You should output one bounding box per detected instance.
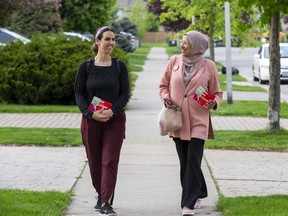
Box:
[0,34,129,105]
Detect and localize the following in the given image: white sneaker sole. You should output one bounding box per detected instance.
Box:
[182,210,194,215]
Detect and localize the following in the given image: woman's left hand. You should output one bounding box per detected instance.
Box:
[207,99,216,110]
[92,109,111,122]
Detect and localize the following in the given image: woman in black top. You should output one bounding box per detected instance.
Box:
[74,26,130,216]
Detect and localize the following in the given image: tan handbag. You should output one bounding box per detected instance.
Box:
[158,86,187,136]
[158,105,182,136]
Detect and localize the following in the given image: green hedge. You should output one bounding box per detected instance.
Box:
[0,34,129,105]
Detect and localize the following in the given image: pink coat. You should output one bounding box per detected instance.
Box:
[159,55,223,141]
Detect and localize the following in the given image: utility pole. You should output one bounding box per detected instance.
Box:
[225,2,233,104]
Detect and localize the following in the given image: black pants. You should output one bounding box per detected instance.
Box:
[173,137,208,209]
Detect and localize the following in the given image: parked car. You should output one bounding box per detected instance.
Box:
[119,31,138,52]
[0,28,30,46]
[252,43,288,84]
[221,65,239,75]
[63,32,91,42]
[214,36,242,47]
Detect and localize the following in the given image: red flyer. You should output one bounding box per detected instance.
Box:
[88,96,112,111]
[193,86,215,109]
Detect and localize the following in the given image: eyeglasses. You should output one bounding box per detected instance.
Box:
[180,39,190,46]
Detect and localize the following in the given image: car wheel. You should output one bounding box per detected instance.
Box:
[259,78,267,84]
[259,69,268,84]
[259,74,267,84]
[252,65,259,81]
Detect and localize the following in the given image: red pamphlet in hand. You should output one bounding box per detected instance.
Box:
[88,96,112,111]
[193,86,215,109]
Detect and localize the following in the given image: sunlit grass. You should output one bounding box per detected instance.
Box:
[0,189,71,216]
[218,195,288,216]
[206,129,288,151]
[127,53,147,65]
[212,100,288,118]
[129,64,143,72]
[0,103,79,113]
[0,127,82,146]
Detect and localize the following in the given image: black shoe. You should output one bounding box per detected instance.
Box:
[94,196,101,211]
[99,203,117,216]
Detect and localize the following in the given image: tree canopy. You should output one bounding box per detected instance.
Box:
[145,0,190,32]
[59,0,116,33]
[9,3,63,37]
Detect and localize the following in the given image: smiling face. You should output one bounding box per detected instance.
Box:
[96,30,115,55]
[180,35,192,57]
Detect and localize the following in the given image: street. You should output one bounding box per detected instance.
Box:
[214,47,288,102]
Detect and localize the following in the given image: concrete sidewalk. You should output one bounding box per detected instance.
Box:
[0,47,288,216]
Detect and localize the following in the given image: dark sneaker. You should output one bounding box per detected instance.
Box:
[99,203,117,216]
[94,196,101,211]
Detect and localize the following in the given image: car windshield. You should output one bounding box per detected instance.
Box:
[0,31,18,42]
[264,46,288,58]
[280,47,288,58]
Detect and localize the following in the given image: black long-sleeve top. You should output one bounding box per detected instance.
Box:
[74,58,130,119]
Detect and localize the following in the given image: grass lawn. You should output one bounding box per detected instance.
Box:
[206,130,288,151]
[0,103,79,113]
[212,100,288,118]
[0,127,81,146]
[218,195,288,216]
[0,189,71,216]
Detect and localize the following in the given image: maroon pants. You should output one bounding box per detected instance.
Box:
[81,112,126,204]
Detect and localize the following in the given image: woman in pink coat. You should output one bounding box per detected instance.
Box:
[159,30,222,216]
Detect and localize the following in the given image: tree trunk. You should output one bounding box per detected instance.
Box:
[268,12,281,131]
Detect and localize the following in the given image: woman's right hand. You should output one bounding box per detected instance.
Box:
[92,109,110,122]
[163,98,177,109]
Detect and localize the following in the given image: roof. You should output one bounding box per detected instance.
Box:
[63,32,91,41]
[262,43,288,47]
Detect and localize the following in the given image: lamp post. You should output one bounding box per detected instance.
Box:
[225,2,233,104]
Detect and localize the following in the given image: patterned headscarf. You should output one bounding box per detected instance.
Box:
[182,31,209,86]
